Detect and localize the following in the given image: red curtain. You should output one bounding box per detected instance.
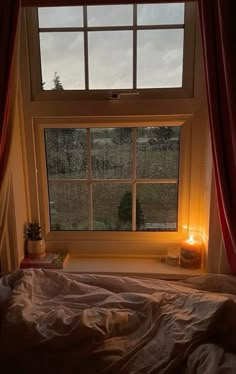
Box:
[0,1,20,187]
[198,0,236,273]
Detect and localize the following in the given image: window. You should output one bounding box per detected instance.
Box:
[44,126,180,232]
[21,2,206,256]
[26,3,196,99]
[33,116,191,254]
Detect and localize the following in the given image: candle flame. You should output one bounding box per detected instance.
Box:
[188,235,195,244]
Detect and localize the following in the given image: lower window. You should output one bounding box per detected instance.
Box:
[44,126,180,232]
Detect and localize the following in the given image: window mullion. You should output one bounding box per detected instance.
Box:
[133,4,137,90]
[87,128,93,230]
[132,128,136,231]
[83,6,89,90]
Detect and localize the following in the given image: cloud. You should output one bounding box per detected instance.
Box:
[137,29,183,88]
[38,6,83,27]
[87,5,133,27]
[88,31,133,89]
[40,32,85,89]
[38,4,184,90]
[137,3,184,25]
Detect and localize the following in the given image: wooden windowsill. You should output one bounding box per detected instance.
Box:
[64,256,205,280]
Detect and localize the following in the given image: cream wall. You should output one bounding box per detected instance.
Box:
[0,6,228,273]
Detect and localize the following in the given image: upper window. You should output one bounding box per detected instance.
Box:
[38,4,184,90]
[26,3,196,99]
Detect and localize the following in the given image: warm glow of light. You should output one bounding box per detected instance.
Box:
[188,234,195,244]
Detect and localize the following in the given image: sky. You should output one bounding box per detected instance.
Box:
[38,4,184,90]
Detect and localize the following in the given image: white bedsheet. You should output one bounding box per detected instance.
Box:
[1,270,236,373]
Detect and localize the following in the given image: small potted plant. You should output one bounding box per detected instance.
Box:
[25,222,45,258]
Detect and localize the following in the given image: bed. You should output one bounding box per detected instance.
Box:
[1,269,236,373]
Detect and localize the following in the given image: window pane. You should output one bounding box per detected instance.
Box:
[137,3,184,25]
[137,29,184,88]
[136,126,180,179]
[48,182,88,230]
[88,31,132,89]
[38,7,83,28]
[45,129,87,179]
[91,128,132,179]
[137,184,178,231]
[40,32,85,90]
[87,5,133,26]
[93,184,132,230]
[44,127,180,232]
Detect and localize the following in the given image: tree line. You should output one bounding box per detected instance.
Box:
[42,72,64,90]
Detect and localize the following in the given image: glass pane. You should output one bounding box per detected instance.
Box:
[40,32,85,90]
[91,128,132,179]
[87,5,133,26]
[136,126,180,179]
[38,7,83,28]
[93,184,132,230]
[45,129,87,179]
[137,29,184,88]
[48,182,88,230]
[88,31,132,89]
[137,184,178,231]
[137,3,184,25]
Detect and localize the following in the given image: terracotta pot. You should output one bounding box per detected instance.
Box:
[27,239,46,258]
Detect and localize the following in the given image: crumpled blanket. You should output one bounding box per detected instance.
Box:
[0,269,236,374]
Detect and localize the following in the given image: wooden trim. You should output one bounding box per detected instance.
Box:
[22,1,195,7]
[39,25,184,32]
[182,2,197,96]
[26,8,42,99]
[83,6,89,90]
[46,179,179,183]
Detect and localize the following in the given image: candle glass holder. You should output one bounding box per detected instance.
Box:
[166,246,180,266]
[180,236,202,269]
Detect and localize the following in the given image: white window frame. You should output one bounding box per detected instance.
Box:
[33,116,192,255]
[20,2,207,258]
[25,3,196,101]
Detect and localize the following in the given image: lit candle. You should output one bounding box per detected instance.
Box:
[180,235,202,269]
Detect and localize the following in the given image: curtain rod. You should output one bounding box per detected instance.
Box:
[22,1,195,6]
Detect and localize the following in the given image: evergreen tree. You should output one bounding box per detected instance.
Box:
[118,191,145,230]
[52,72,64,90]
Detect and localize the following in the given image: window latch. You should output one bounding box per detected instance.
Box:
[109,91,140,100]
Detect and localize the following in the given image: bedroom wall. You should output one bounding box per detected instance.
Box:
[186,14,228,274]
[0,6,229,274]
[0,82,228,274]
[206,172,230,274]
[199,115,229,273]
